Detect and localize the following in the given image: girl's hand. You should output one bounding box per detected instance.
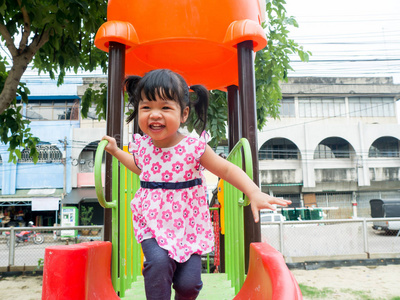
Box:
[248,191,292,223]
[201,146,292,223]
[101,135,119,155]
[101,135,141,176]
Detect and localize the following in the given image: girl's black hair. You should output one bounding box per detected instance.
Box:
[125,69,209,132]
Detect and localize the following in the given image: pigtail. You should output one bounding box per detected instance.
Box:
[189,85,209,132]
[124,75,142,123]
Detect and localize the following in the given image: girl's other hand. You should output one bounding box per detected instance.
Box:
[248,191,291,223]
[101,135,119,155]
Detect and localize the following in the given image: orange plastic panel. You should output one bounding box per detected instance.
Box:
[234,243,303,300]
[94,0,268,90]
[42,241,119,300]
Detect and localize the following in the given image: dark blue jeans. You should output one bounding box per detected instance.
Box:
[141,238,203,300]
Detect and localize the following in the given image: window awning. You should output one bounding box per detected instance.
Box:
[0,189,63,208]
[62,187,98,204]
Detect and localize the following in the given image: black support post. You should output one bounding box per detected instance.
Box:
[237,40,261,271]
[104,42,125,242]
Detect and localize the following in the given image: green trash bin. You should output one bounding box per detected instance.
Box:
[281,209,289,220]
[310,208,324,220]
[286,208,305,221]
[303,209,312,220]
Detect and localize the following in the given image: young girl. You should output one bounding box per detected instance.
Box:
[102,69,291,300]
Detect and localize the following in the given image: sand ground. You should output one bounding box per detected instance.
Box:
[1,264,400,299]
[291,264,400,299]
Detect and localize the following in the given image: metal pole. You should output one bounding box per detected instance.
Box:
[238,40,261,270]
[62,136,67,196]
[362,218,369,258]
[104,42,125,242]
[279,220,284,254]
[8,227,15,266]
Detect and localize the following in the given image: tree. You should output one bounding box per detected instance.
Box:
[0,0,108,162]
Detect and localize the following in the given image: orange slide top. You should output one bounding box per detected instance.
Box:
[94,0,268,90]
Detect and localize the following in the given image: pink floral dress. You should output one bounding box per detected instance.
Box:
[128,131,214,263]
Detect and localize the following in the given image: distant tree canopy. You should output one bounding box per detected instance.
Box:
[0,0,310,162]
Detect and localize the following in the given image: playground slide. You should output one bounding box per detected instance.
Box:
[234,243,303,300]
[42,241,302,299]
[42,241,119,300]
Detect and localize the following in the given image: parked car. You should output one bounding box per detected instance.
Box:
[370,199,400,233]
[260,212,286,223]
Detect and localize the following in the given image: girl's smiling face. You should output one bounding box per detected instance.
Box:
[138,94,189,148]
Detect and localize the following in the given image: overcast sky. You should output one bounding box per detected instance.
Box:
[284,0,400,83]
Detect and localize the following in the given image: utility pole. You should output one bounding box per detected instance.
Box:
[57,137,68,226]
[59,137,68,196]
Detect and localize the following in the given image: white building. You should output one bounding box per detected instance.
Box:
[258,77,400,218]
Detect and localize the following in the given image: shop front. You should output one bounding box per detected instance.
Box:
[0,189,62,227]
[62,187,104,225]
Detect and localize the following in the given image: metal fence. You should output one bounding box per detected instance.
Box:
[0,225,104,268]
[261,217,400,263]
[1,219,399,269]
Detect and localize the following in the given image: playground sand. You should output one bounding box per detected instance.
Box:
[0,265,400,299]
[291,264,400,299]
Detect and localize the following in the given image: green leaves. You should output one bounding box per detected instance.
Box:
[0,0,108,163]
[0,100,40,164]
[23,0,109,85]
[205,91,228,148]
[81,83,107,121]
[254,0,311,130]
[0,55,39,163]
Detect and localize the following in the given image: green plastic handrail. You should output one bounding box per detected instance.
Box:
[224,137,253,294]
[94,140,116,209]
[226,137,253,206]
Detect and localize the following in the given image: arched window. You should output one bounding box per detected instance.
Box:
[78,141,100,173]
[369,137,399,157]
[314,137,354,159]
[259,138,300,160]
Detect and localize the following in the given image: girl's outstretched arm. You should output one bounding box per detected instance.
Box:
[101,135,141,175]
[200,145,291,223]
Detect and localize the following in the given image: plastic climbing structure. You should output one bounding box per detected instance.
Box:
[41,0,303,299]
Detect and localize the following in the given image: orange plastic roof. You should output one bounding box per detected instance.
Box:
[95,0,267,90]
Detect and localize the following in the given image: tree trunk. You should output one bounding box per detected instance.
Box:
[0,55,31,114]
[0,27,48,114]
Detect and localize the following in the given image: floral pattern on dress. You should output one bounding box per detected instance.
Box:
[128,131,213,263]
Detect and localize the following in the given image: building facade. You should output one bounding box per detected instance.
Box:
[0,74,107,227]
[258,77,400,219]
[1,75,399,226]
[0,74,82,226]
